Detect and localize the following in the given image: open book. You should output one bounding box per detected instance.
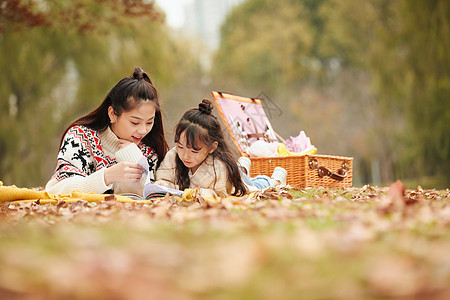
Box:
[140,156,183,199]
[119,157,183,201]
[142,173,183,198]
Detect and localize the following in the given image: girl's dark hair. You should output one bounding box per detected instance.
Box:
[60,67,169,162]
[174,99,247,196]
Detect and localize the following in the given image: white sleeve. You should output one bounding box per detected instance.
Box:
[115,143,144,163]
[46,168,113,195]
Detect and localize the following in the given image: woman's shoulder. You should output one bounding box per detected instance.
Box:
[62,125,102,151]
[65,125,99,138]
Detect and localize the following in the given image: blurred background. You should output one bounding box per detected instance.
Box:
[0,0,448,189]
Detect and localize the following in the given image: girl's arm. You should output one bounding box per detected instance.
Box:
[154,148,179,189]
[193,158,231,198]
[200,163,230,198]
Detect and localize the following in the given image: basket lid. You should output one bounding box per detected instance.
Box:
[211,91,279,156]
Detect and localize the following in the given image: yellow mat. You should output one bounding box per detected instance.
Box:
[0,182,148,204]
[0,181,258,205]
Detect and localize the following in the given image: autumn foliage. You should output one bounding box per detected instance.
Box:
[0,0,161,33]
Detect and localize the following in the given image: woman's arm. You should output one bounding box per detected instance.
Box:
[46,127,113,194]
[46,167,112,195]
[112,142,148,195]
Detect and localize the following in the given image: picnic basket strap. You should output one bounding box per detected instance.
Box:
[309,158,349,181]
[317,166,347,181]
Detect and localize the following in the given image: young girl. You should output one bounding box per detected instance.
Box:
[154,99,247,198]
[46,67,169,195]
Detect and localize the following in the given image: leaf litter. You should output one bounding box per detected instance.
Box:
[0,181,449,299]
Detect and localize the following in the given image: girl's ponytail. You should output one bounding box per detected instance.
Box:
[198,99,213,115]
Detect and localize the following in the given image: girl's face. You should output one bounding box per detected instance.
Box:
[108,101,156,145]
[176,131,218,174]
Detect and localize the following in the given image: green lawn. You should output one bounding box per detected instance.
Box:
[1,185,449,299]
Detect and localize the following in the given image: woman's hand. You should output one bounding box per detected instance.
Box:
[104,162,144,186]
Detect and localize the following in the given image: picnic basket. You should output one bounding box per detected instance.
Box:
[211,91,353,188]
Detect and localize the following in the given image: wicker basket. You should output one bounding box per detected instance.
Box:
[211,91,353,188]
[249,155,353,188]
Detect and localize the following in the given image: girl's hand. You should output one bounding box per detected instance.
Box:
[118,139,133,149]
[104,162,144,185]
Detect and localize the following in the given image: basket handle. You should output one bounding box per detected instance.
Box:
[308,158,350,181]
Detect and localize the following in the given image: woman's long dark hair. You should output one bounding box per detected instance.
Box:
[174,99,247,196]
[59,67,169,162]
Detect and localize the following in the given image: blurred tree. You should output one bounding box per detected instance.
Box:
[0,27,72,186]
[212,0,449,187]
[321,0,450,184]
[213,0,327,93]
[0,0,199,187]
[211,0,379,185]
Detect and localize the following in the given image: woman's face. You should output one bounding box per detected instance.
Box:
[108,101,156,145]
[176,131,217,174]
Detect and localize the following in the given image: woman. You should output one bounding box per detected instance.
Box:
[46,67,169,195]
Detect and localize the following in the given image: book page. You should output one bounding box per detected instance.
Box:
[138,157,183,197]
